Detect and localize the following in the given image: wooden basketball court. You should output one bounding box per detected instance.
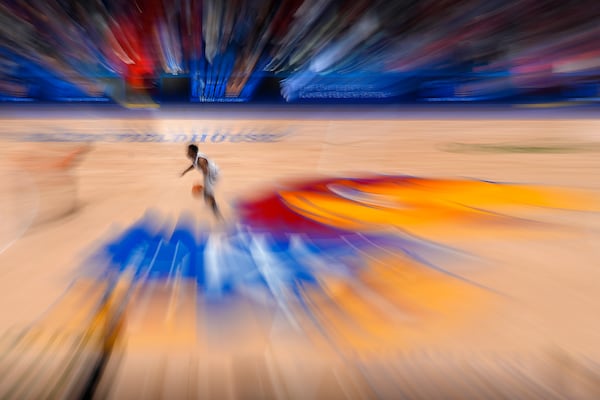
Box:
[1,107,600,398]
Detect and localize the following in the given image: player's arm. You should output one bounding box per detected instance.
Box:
[197,158,208,176]
[180,165,194,177]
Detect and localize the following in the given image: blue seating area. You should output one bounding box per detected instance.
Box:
[0,0,598,104]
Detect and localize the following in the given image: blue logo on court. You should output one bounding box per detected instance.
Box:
[85,209,450,308]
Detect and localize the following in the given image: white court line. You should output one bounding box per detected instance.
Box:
[0,165,39,256]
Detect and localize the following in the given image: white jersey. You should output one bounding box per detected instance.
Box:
[193,152,219,194]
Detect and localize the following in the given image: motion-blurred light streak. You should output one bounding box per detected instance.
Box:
[0,0,598,104]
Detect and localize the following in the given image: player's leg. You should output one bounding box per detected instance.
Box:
[203,188,223,220]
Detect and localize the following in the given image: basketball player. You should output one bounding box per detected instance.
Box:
[180,144,223,220]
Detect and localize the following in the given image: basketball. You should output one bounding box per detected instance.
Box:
[191,184,204,197]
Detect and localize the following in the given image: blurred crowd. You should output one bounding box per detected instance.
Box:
[0,0,598,102]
